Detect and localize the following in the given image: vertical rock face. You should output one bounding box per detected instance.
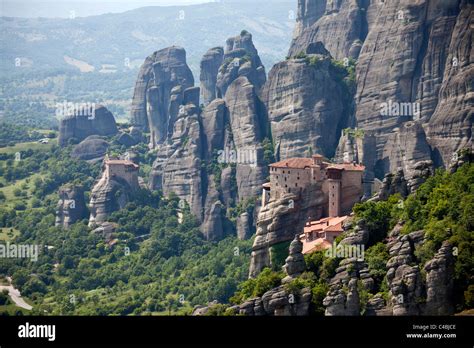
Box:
[292,0,327,38]
[424,241,455,315]
[249,185,326,278]
[354,0,471,181]
[89,159,140,226]
[146,32,268,240]
[200,47,224,106]
[386,231,426,316]
[225,76,268,200]
[150,102,205,223]
[216,31,266,98]
[426,2,474,166]
[289,0,366,60]
[58,105,117,147]
[263,51,350,159]
[131,46,194,138]
[289,0,472,184]
[55,185,87,228]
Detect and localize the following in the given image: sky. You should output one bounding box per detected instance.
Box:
[0,0,218,18]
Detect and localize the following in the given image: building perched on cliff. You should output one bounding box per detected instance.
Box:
[103,157,140,190]
[88,156,140,227]
[262,154,364,217]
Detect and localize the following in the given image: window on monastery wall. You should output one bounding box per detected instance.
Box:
[295,183,298,187]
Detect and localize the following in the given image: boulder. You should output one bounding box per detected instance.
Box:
[58,105,117,147]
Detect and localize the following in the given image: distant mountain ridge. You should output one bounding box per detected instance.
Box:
[0,1,296,77]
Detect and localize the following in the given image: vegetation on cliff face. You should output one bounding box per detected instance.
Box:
[1,128,472,316]
[0,144,253,315]
[224,163,473,315]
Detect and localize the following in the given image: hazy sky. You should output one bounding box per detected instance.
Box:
[0,0,219,18]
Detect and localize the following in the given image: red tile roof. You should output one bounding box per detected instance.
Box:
[326,163,365,171]
[304,216,348,234]
[106,160,139,169]
[302,238,333,254]
[269,158,315,169]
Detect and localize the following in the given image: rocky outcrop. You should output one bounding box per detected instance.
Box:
[225,76,268,200]
[373,160,433,201]
[58,105,117,146]
[150,102,204,222]
[263,48,351,160]
[144,33,269,240]
[216,31,266,98]
[234,285,311,316]
[289,0,472,187]
[424,241,455,315]
[236,212,252,240]
[323,218,373,316]
[131,46,194,140]
[354,0,471,183]
[385,230,426,316]
[282,235,305,283]
[425,2,473,166]
[89,159,140,226]
[289,0,366,60]
[55,185,87,229]
[200,47,224,106]
[449,148,474,173]
[70,135,109,162]
[249,185,326,278]
[292,0,327,39]
[116,132,138,147]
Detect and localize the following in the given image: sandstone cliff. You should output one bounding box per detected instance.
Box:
[130,46,194,140]
[58,105,117,147]
[55,185,88,229]
[145,32,269,240]
[289,0,473,188]
[89,158,140,227]
[263,49,352,160]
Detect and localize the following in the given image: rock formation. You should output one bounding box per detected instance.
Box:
[58,105,117,147]
[282,235,305,283]
[233,285,311,316]
[385,230,426,316]
[130,46,194,140]
[288,0,473,189]
[55,185,87,228]
[144,32,268,240]
[263,45,351,160]
[70,135,109,162]
[89,158,140,226]
[216,31,266,97]
[200,47,224,105]
[424,241,455,315]
[289,0,366,60]
[249,185,325,278]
